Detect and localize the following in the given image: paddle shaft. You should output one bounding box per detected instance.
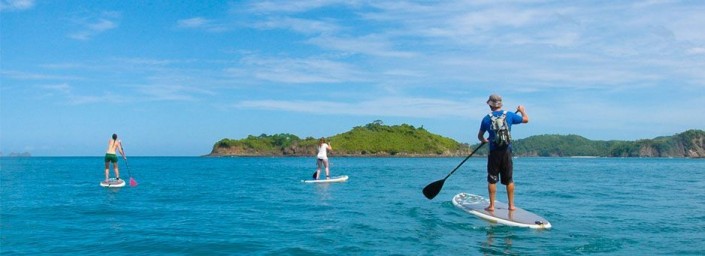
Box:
[422,142,486,199]
[443,142,486,180]
[124,158,132,178]
[121,143,139,187]
[121,143,132,177]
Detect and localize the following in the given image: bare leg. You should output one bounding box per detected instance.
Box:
[324,159,330,179]
[315,159,322,179]
[114,163,120,180]
[507,182,516,211]
[485,183,497,211]
[104,161,110,181]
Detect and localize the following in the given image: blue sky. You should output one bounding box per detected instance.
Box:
[1,0,704,156]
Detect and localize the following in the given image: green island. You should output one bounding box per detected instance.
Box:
[208,121,705,158]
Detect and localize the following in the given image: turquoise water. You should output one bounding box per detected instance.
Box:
[2,157,704,255]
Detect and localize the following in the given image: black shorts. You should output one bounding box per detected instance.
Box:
[487,148,513,185]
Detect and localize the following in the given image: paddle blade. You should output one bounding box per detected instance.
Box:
[422,179,446,200]
[312,171,318,180]
[129,177,138,187]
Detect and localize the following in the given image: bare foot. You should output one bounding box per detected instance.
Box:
[508,205,517,211]
[484,206,494,211]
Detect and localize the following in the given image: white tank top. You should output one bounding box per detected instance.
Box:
[317,143,329,159]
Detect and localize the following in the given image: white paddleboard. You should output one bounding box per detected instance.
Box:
[452,193,551,229]
[302,175,349,183]
[100,178,126,188]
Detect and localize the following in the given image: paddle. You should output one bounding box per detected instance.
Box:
[121,143,138,187]
[422,142,486,200]
[124,159,138,187]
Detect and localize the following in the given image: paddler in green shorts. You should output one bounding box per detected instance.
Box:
[104,133,126,182]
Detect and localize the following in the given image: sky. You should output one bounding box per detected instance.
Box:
[1,0,704,156]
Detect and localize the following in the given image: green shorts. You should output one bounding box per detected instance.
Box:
[105,153,118,163]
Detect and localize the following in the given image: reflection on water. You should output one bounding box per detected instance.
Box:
[313,183,332,202]
[103,187,122,202]
[481,226,514,255]
[102,187,125,232]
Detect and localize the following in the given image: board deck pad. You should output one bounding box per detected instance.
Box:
[100,178,126,188]
[452,193,551,229]
[302,175,349,183]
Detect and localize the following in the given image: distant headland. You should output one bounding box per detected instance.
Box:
[207,121,705,158]
[0,152,32,157]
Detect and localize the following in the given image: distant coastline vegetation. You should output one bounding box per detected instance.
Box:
[0,152,32,157]
[208,121,705,158]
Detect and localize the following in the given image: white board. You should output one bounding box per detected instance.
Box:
[100,178,126,188]
[452,193,551,229]
[302,175,349,183]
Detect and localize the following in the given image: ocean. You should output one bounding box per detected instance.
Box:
[1,157,704,255]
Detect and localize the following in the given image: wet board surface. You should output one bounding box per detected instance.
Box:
[452,193,551,229]
[302,175,349,183]
[100,178,126,188]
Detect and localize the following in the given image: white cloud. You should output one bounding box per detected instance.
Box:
[255,17,340,35]
[137,84,215,102]
[687,47,705,55]
[244,0,353,13]
[0,0,34,12]
[40,82,214,105]
[41,83,122,105]
[42,83,72,94]
[230,56,365,84]
[178,17,209,28]
[68,12,120,40]
[363,2,568,46]
[236,96,475,118]
[114,57,184,66]
[89,19,117,31]
[452,7,542,31]
[177,17,228,32]
[308,34,416,58]
[1,70,83,81]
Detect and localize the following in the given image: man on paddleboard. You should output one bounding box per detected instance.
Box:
[477,94,528,211]
[104,133,126,182]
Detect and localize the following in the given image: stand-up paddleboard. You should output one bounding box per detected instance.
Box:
[100,178,126,188]
[452,193,551,229]
[302,175,349,183]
